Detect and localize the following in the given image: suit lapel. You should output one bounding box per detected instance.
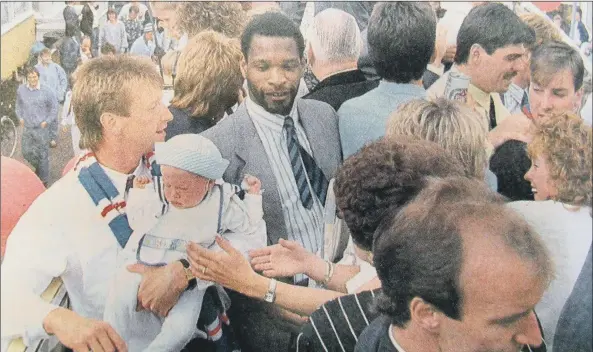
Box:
[297,100,338,179]
[232,105,285,244]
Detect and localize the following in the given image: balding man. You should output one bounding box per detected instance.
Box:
[302,8,379,111]
[357,177,550,352]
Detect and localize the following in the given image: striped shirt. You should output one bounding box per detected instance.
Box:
[246,97,324,256]
[295,289,381,352]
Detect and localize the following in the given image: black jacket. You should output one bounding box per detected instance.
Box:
[166,106,215,140]
[354,315,398,352]
[302,69,379,111]
[80,3,94,37]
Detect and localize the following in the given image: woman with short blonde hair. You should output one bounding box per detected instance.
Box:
[385,97,490,179]
[166,30,244,139]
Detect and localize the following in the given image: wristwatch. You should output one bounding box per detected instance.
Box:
[179,259,197,291]
[263,278,277,303]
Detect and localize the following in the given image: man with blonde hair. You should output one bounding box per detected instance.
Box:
[0,56,201,352]
[302,8,379,110]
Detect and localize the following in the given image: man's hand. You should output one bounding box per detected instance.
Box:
[127,262,186,317]
[489,113,534,148]
[432,24,448,66]
[249,239,314,278]
[442,44,457,63]
[43,307,127,352]
[19,119,24,127]
[40,121,48,129]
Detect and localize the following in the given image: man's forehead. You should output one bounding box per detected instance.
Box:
[248,35,300,60]
[533,69,575,90]
[493,44,526,56]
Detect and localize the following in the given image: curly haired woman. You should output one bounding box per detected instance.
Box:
[508,111,592,350]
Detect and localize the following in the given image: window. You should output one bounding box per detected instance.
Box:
[1,2,33,33]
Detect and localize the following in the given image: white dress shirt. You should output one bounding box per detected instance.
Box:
[246,97,324,257]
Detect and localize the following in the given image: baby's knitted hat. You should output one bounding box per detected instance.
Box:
[155,134,229,180]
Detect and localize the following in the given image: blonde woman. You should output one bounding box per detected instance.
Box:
[166,31,244,139]
[385,97,491,182]
[508,112,592,350]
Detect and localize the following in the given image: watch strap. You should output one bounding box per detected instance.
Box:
[179,259,197,291]
[264,278,277,303]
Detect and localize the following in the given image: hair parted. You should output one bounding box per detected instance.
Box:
[530,40,585,91]
[72,56,162,151]
[455,3,535,65]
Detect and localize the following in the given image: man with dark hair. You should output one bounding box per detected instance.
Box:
[357,177,552,352]
[15,67,58,187]
[202,11,343,351]
[338,2,436,158]
[63,1,82,43]
[574,7,590,45]
[490,40,585,201]
[123,4,143,50]
[428,3,535,131]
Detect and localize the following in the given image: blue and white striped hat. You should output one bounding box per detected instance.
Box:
[155,134,229,180]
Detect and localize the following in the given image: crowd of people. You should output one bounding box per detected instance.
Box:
[3,2,592,352]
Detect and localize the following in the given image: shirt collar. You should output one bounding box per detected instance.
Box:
[388,325,407,352]
[450,65,493,112]
[27,83,41,91]
[506,82,527,103]
[245,95,299,130]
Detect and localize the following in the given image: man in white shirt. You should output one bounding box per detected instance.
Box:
[202,12,342,352]
[0,56,198,352]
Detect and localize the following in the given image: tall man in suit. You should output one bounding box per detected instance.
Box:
[201,12,343,352]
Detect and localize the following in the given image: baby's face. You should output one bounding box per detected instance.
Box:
[161,165,212,209]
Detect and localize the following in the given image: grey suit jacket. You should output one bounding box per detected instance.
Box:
[202,98,343,246]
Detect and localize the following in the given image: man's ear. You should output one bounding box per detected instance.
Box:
[468,43,483,65]
[306,44,315,67]
[240,58,247,79]
[574,87,584,112]
[409,297,442,333]
[100,112,121,137]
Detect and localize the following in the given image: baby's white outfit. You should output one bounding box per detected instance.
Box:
[103,181,265,352]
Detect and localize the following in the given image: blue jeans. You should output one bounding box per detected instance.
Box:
[22,126,50,186]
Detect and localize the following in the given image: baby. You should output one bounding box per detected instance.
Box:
[103,134,266,352]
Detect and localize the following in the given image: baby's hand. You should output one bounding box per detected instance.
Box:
[243,174,262,194]
[133,175,152,189]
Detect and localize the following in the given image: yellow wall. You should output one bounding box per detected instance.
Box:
[1,15,36,80]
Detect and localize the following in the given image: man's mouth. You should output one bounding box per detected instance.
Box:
[267,92,289,100]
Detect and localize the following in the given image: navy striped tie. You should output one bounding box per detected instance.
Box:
[284,116,329,209]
